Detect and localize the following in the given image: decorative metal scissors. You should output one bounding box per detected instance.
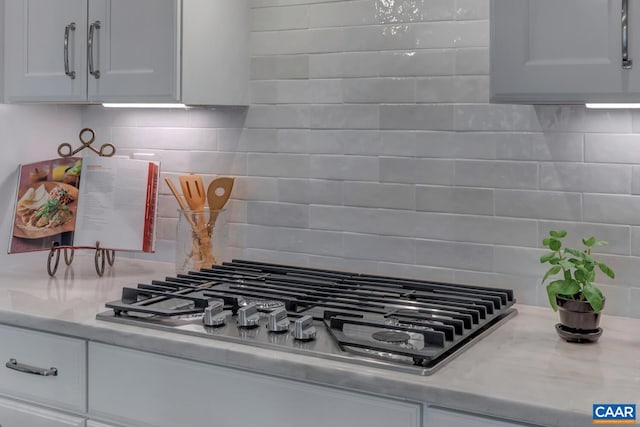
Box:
[57,128,116,158]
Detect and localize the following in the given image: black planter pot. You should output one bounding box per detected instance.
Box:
[555,295,605,343]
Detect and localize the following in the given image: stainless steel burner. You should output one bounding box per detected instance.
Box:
[372,330,411,344]
[237,298,285,312]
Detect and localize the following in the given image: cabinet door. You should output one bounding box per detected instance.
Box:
[4,0,87,102]
[87,0,179,102]
[0,396,85,427]
[89,343,422,427]
[426,407,532,427]
[491,0,640,103]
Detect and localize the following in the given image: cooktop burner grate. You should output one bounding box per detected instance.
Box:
[97,259,517,375]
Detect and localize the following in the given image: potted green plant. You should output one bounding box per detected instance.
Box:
[540,230,615,343]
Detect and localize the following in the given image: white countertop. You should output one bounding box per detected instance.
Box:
[0,256,638,427]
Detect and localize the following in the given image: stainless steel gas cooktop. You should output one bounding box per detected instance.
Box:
[96,260,517,375]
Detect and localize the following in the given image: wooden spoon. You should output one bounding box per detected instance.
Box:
[207,177,234,231]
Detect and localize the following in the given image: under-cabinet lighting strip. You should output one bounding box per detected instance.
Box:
[102,103,188,109]
[585,103,640,109]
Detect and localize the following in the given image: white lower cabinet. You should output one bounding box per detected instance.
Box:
[426,406,531,427]
[88,342,422,427]
[0,396,85,427]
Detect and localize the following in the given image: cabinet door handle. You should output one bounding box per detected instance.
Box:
[5,358,58,377]
[623,0,633,69]
[88,20,101,79]
[64,22,76,79]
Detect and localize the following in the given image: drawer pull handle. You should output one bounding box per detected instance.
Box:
[64,22,76,79]
[88,20,101,79]
[5,358,58,377]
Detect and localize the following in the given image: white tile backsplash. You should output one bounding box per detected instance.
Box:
[2,0,634,318]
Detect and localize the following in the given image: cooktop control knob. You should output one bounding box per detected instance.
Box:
[202,300,226,327]
[237,303,260,328]
[292,315,316,341]
[267,307,290,332]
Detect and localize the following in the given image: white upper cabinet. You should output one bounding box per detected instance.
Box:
[4,0,248,105]
[490,0,640,103]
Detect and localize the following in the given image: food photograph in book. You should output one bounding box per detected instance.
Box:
[9,158,82,253]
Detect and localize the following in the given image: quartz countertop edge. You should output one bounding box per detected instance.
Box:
[0,256,637,427]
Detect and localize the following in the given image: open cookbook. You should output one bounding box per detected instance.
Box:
[8,156,159,254]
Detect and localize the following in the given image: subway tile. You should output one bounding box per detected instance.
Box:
[251,55,309,80]
[308,27,347,53]
[380,104,455,130]
[455,0,490,20]
[416,185,494,215]
[492,246,545,277]
[454,76,489,103]
[251,0,343,7]
[454,104,541,132]
[588,253,640,288]
[243,248,311,266]
[535,106,633,133]
[495,190,582,221]
[220,129,278,152]
[275,80,312,104]
[378,131,417,156]
[309,105,380,129]
[111,127,218,151]
[250,5,308,31]
[632,166,640,194]
[251,29,311,56]
[415,77,457,102]
[307,80,343,104]
[585,134,640,163]
[452,271,541,306]
[584,194,640,225]
[496,133,584,161]
[310,0,376,28]
[538,221,630,256]
[246,201,309,228]
[374,0,454,23]
[455,47,489,75]
[309,206,416,237]
[309,52,380,78]
[307,255,380,274]
[248,153,309,178]
[415,131,496,159]
[276,129,309,153]
[343,182,415,210]
[246,105,310,129]
[306,130,381,154]
[250,80,278,104]
[345,25,418,52]
[454,160,538,189]
[377,262,456,283]
[342,78,415,104]
[156,151,246,175]
[539,163,631,194]
[631,228,640,257]
[416,239,494,272]
[309,155,379,181]
[278,178,344,205]
[343,233,416,263]
[629,287,640,318]
[413,213,538,247]
[380,157,455,185]
[232,177,279,201]
[379,50,455,77]
[245,224,344,257]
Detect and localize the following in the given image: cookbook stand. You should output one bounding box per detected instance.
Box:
[46,128,118,277]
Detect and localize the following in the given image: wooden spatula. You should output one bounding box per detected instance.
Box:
[207,177,234,231]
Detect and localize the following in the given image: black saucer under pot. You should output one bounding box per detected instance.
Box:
[555,295,605,343]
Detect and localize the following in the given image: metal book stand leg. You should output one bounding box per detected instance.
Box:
[47,241,116,277]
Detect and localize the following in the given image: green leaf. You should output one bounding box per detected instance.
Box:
[582,283,604,313]
[593,240,608,247]
[582,236,597,247]
[539,252,556,263]
[558,259,573,270]
[546,280,579,311]
[542,238,551,247]
[549,230,567,238]
[564,247,584,258]
[588,270,596,282]
[541,265,562,284]
[574,269,586,282]
[549,239,562,251]
[598,262,615,279]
